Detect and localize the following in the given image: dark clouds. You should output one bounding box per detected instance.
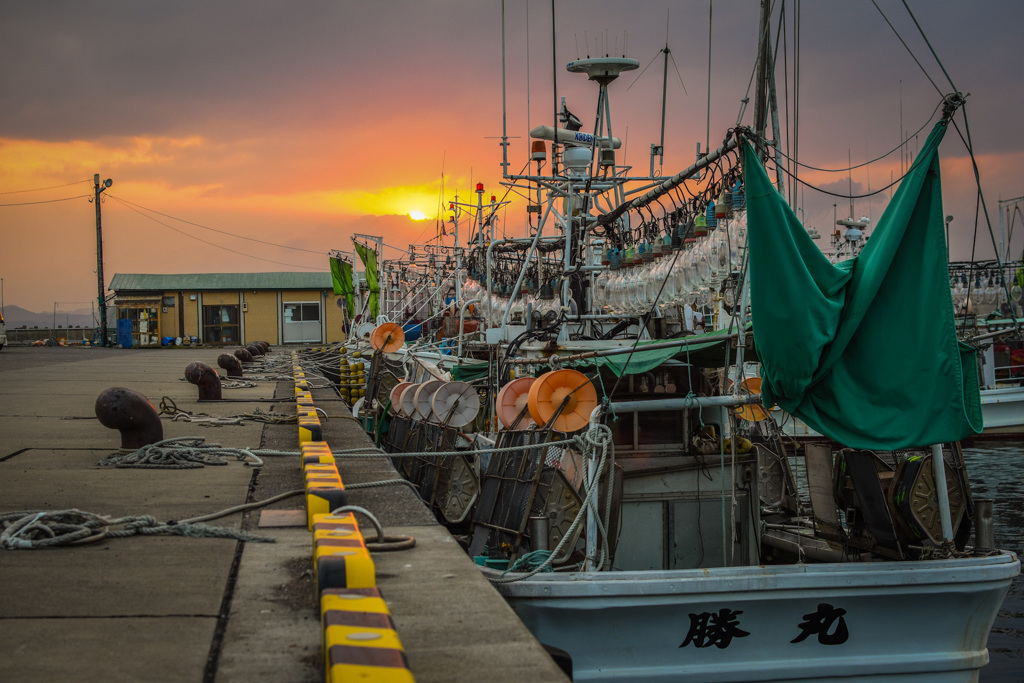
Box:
[4,0,1021,159]
[2,0,1023,312]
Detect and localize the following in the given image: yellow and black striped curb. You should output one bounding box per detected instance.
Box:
[322,587,414,683]
[292,354,415,681]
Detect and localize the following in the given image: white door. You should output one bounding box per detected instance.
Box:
[282,302,322,343]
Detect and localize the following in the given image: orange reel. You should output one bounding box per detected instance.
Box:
[728,376,770,422]
[496,377,537,429]
[369,322,405,353]
[527,369,598,433]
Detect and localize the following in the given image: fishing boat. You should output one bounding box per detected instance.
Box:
[340,4,1020,681]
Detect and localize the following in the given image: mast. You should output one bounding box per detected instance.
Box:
[751,0,772,142]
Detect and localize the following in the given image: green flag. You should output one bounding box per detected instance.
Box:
[329,257,355,317]
[354,242,379,319]
[745,121,982,449]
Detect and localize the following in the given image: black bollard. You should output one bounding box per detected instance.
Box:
[256,341,271,352]
[185,361,222,400]
[234,347,254,363]
[246,343,264,357]
[217,353,244,378]
[95,387,164,449]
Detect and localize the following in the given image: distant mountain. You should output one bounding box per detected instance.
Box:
[2,304,107,329]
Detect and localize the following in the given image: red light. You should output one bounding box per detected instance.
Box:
[490,195,496,203]
[476,182,484,193]
[449,203,454,209]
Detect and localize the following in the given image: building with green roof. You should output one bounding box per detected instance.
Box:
[108,272,349,347]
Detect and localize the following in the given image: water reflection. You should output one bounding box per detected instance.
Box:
[963,441,1024,683]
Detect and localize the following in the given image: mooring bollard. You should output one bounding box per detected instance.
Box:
[95,387,164,449]
[217,353,244,378]
[234,347,254,363]
[185,361,222,400]
[246,343,264,357]
[255,340,271,353]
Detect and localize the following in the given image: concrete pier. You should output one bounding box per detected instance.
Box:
[0,346,567,682]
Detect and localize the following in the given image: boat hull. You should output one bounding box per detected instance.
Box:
[493,553,1019,682]
[776,385,1024,441]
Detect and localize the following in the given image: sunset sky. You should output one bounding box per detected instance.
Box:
[2,0,1023,313]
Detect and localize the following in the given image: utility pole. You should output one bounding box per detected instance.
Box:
[94,174,112,346]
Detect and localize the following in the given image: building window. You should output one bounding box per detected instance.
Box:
[117,306,161,347]
[282,302,322,343]
[203,305,239,344]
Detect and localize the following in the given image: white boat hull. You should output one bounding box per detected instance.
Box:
[978,385,1024,435]
[493,553,1019,682]
[776,384,1024,441]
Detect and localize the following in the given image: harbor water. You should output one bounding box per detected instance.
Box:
[964,441,1024,682]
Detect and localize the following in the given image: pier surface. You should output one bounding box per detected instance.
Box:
[0,346,567,682]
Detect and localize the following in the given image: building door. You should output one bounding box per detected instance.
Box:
[202,305,240,345]
[282,302,321,343]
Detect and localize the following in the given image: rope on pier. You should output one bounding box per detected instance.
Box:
[0,509,275,549]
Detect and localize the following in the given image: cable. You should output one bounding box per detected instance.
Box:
[0,194,91,207]
[108,196,323,270]
[870,0,944,98]
[772,99,943,173]
[899,0,959,95]
[0,179,91,194]
[108,195,326,255]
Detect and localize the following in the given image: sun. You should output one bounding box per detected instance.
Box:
[408,210,427,221]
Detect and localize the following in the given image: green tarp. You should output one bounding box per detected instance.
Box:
[329,257,355,317]
[451,360,490,383]
[568,327,755,376]
[745,121,982,449]
[354,242,380,319]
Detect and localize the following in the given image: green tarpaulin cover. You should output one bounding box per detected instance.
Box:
[329,257,355,317]
[567,328,754,376]
[451,361,490,383]
[745,121,983,449]
[354,243,380,319]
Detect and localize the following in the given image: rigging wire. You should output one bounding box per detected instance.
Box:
[773,159,908,201]
[900,0,959,94]
[949,109,1022,333]
[772,99,943,173]
[869,0,944,98]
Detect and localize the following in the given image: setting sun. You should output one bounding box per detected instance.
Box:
[409,210,427,220]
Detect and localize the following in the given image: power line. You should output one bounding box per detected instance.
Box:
[0,179,91,194]
[109,196,324,271]
[0,194,91,207]
[107,195,326,255]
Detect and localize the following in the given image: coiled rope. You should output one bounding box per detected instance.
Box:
[98,437,296,469]
[0,509,274,549]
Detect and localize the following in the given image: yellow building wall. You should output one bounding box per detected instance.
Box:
[325,294,348,343]
[282,290,320,303]
[155,293,177,339]
[243,291,279,344]
[203,291,240,306]
[182,293,200,338]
